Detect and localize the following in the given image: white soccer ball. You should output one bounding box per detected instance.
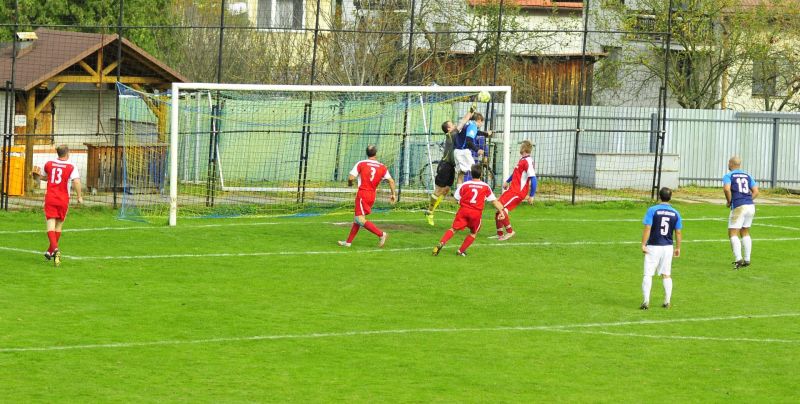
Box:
[477,91,491,103]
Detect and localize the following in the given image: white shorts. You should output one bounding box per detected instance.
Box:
[728,204,755,229]
[644,245,673,277]
[453,149,475,173]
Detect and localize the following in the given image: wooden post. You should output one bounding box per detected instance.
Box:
[96,46,103,88]
[24,89,35,192]
[157,99,168,143]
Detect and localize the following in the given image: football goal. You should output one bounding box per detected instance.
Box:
[116,83,512,225]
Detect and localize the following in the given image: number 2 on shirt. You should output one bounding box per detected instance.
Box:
[469,189,479,204]
[50,167,63,185]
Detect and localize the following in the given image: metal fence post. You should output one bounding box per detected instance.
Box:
[397,0,418,201]
[571,0,592,204]
[649,112,658,153]
[309,0,322,85]
[653,0,675,198]
[772,117,779,188]
[113,0,124,208]
[217,0,226,84]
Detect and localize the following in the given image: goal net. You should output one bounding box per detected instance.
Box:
[116,84,512,225]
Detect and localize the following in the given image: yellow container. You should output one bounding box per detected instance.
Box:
[3,146,25,196]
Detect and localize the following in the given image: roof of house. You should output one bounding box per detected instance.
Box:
[0,28,186,91]
[468,0,584,10]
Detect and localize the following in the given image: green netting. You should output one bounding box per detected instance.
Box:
[116,84,503,221]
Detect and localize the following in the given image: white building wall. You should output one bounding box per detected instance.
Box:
[53,89,119,140]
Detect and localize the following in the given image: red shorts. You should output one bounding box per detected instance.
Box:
[44,203,69,221]
[452,208,483,234]
[354,190,376,216]
[499,190,525,212]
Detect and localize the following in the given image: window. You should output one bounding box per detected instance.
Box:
[630,14,660,41]
[354,0,409,11]
[258,0,304,30]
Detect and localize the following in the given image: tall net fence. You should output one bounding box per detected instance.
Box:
[3,0,800,213]
[118,85,511,221]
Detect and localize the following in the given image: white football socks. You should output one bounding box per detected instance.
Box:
[663,277,673,304]
[730,236,743,261]
[742,235,752,262]
[642,276,652,305]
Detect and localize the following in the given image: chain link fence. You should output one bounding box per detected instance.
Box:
[2,0,797,211]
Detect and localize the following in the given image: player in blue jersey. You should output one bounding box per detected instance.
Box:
[722,156,759,270]
[453,111,485,186]
[640,187,682,310]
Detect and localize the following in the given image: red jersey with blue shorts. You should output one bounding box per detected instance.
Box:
[350,159,391,216]
[452,179,497,233]
[43,158,80,221]
[499,155,535,211]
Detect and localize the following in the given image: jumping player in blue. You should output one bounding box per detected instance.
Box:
[453,111,485,186]
[640,187,683,310]
[722,156,759,270]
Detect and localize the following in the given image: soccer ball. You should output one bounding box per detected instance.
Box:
[477,91,491,103]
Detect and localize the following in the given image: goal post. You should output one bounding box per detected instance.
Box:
[163,83,512,226]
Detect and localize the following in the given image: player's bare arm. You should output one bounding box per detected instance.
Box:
[31,166,45,181]
[674,229,682,257]
[457,108,473,131]
[387,178,397,205]
[73,178,84,204]
[492,200,505,220]
[723,184,732,208]
[347,174,356,187]
[751,186,760,200]
[641,225,651,254]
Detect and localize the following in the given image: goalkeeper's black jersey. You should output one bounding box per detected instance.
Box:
[441,130,456,165]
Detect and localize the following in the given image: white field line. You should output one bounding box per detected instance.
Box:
[756,223,800,231]
[547,329,800,344]
[0,246,43,255]
[2,214,799,235]
[1,312,796,353]
[4,237,800,261]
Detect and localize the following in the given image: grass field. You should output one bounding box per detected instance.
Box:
[1,202,799,402]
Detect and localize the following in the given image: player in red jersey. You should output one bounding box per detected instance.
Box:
[31,145,83,267]
[338,145,397,248]
[495,140,537,241]
[433,164,505,257]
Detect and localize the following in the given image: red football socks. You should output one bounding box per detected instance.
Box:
[502,216,512,233]
[459,234,476,252]
[47,231,58,253]
[440,229,455,245]
[363,221,383,237]
[56,231,62,242]
[346,223,360,243]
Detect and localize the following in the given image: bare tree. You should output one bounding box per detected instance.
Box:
[151,0,314,84]
[592,0,753,109]
[730,0,800,111]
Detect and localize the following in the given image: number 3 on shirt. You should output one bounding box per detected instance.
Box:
[736,177,750,194]
[50,167,63,184]
[369,167,376,181]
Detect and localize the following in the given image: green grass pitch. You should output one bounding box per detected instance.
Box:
[1,203,799,401]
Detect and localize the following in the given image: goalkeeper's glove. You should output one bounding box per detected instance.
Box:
[469,103,477,113]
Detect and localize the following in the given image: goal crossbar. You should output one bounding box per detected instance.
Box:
[169,83,513,226]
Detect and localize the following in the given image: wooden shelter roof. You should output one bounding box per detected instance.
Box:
[0,28,186,91]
